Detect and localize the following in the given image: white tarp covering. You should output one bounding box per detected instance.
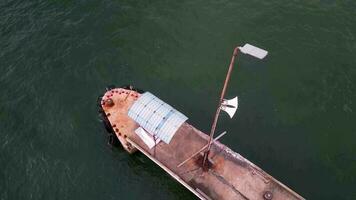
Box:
[128,92,188,144]
[135,127,160,149]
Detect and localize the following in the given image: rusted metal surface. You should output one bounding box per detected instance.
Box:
[100,88,305,200]
[177,131,226,168]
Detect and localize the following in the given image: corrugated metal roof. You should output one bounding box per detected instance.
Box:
[128,92,188,144]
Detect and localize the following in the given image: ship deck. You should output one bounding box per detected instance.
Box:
[100,88,304,200]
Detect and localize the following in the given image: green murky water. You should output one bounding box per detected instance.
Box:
[1,0,355,199]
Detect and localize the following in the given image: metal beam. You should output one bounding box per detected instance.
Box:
[202,47,240,168]
[177,131,227,168]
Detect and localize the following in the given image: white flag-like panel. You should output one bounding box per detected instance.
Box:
[239,44,268,59]
[135,127,160,149]
[221,96,238,118]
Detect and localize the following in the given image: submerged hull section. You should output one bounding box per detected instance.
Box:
[99,87,304,200]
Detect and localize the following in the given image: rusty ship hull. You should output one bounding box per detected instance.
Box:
[98,86,304,200]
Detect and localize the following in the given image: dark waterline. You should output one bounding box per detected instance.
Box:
[1,0,355,199]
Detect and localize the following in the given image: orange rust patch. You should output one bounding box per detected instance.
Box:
[101,88,141,153]
[212,156,225,171]
[99,88,304,200]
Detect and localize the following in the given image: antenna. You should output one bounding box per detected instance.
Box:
[202,44,268,169]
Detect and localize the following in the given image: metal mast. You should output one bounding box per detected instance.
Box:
[202,46,240,169]
[202,43,268,169]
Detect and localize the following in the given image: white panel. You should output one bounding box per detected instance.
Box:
[135,127,160,149]
[239,44,268,59]
[139,92,154,105]
[128,92,188,144]
[157,112,186,143]
[155,104,172,118]
[221,96,238,118]
[149,113,163,131]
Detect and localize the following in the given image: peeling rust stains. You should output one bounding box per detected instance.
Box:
[100,87,305,200]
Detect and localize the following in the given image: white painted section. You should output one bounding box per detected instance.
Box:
[239,44,268,59]
[135,127,160,149]
[221,96,238,118]
[128,92,188,144]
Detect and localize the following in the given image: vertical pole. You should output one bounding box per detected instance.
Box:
[123,85,133,101]
[202,47,240,169]
[153,135,157,158]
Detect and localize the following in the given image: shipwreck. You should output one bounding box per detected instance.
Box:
[98,44,304,200]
